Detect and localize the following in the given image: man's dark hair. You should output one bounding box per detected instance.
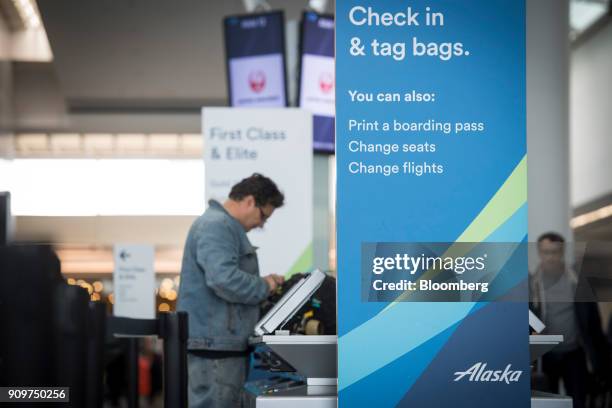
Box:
[537,232,565,244]
[229,173,284,208]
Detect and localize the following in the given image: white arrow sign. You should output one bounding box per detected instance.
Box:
[113,244,155,319]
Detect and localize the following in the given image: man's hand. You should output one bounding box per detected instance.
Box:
[263,274,285,293]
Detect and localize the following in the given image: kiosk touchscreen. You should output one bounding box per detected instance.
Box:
[246,269,337,408]
[254,268,326,336]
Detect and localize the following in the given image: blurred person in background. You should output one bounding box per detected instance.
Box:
[530,232,611,408]
[177,173,285,408]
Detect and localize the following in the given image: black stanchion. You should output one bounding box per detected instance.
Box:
[54,284,89,408]
[0,246,191,407]
[127,337,139,408]
[86,302,106,408]
[159,312,189,408]
[107,312,189,408]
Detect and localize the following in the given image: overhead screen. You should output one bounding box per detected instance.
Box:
[299,11,335,153]
[223,11,288,108]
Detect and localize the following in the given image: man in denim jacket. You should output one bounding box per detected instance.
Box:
[177,173,285,407]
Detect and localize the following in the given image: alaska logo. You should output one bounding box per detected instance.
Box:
[453,362,522,384]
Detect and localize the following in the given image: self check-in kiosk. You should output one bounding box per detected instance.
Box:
[244,269,336,408]
[244,270,573,408]
[529,335,572,408]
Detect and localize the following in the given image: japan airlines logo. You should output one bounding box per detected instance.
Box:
[318,72,334,94]
[248,70,266,93]
[453,362,522,384]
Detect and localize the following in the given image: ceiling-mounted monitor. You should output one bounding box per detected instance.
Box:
[223,11,288,107]
[298,11,335,153]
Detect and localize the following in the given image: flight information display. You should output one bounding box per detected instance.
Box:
[299,11,335,152]
[224,11,288,107]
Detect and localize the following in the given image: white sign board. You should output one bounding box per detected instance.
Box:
[203,108,313,277]
[113,244,155,319]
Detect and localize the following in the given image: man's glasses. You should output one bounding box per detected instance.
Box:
[257,206,269,224]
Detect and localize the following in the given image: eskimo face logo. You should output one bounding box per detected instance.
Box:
[248,70,266,93]
[453,362,522,384]
[319,72,334,94]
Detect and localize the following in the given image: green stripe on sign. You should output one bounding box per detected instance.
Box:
[456,155,527,242]
[285,242,313,278]
[383,155,527,310]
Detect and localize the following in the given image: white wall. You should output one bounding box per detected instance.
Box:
[527,0,572,241]
[313,154,330,271]
[571,21,612,208]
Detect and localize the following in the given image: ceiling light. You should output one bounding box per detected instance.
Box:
[10,0,41,29]
[570,0,610,40]
[571,203,612,228]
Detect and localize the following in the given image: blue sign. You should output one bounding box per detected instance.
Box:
[336,1,528,407]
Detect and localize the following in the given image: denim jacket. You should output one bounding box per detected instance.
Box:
[177,200,269,351]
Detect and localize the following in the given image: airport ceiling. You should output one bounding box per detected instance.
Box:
[37,0,329,111]
[26,0,611,112]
